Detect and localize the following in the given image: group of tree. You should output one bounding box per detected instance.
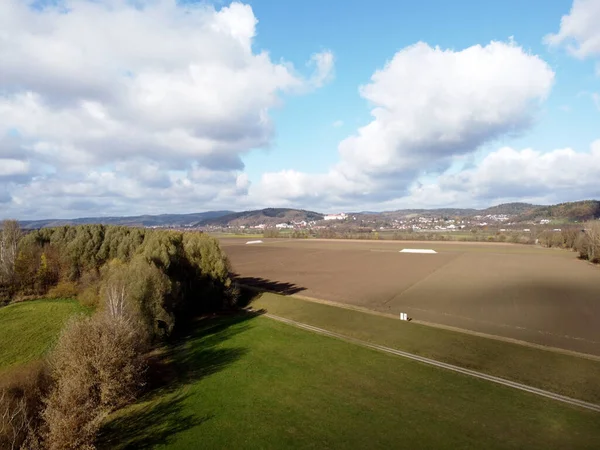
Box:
[0,220,237,449]
[263,227,538,243]
[538,222,600,263]
[0,221,235,328]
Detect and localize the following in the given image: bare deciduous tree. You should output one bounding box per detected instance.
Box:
[106,283,127,318]
[0,390,30,450]
[0,220,21,283]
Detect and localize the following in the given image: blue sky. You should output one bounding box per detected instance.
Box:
[1,0,599,218]
[243,0,596,178]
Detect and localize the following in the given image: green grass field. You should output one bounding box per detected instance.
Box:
[100,313,600,449]
[0,298,90,372]
[251,293,600,404]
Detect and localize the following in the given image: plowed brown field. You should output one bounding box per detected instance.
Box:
[220,238,600,356]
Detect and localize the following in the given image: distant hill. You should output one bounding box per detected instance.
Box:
[516,201,600,222]
[197,208,324,227]
[19,211,233,230]
[379,204,538,218]
[480,203,539,216]
[379,208,478,218]
[12,200,600,230]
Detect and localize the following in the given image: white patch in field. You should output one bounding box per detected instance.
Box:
[400,249,437,254]
[246,240,263,244]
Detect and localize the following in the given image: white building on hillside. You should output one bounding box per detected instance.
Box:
[324,213,347,221]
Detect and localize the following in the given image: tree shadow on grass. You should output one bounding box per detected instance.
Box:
[231,274,306,307]
[98,310,265,449]
[97,392,210,449]
[164,312,262,389]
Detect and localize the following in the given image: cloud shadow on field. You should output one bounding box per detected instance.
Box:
[389,276,600,356]
[98,311,264,449]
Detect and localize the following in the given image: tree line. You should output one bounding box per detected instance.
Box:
[264,223,600,253]
[538,222,600,263]
[0,220,237,449]
[263,227,538,244]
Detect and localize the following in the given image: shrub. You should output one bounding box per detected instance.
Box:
[538,230,553,247]
[551,232,564,248]
[47,281,78,299]
[0,361,50,450]
[77,270,101,308]
[585,221,600,263]
[43,313,148,450]
[561,228,579,249]
[263,229,280,238]
[575,233,590,260]
[77,286,100,309]
[0,285,12,306]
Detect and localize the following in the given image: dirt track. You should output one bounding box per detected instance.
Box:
[265,313,600,412]
[221,238,600,356]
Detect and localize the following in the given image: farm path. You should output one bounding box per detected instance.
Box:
[264,312,600,413]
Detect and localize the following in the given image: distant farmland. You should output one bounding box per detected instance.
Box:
[221,239,600,356]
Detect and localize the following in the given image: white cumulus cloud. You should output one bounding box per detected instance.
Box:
[254,40,555,208]
[308,50,335,88]
[545,0,600,58]
[437,140,600,203]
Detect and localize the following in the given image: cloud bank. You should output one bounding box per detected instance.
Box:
[1,0,598,219]
[0,0,332,218]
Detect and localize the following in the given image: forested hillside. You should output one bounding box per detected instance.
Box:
[198,208,324,226]
[480,203,538,216]
[517,201,600,222]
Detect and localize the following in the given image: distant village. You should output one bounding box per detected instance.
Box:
[192,211,564,234]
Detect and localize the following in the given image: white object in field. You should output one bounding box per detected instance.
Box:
[400,248,437,254]
[400,312,407,321]
[246,240,263,245]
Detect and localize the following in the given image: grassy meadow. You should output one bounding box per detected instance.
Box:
[252,293,600,404]
[0,298,89,372]
[99,313,600,449]
[1,295,598,449]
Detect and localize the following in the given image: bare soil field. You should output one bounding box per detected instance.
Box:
[220,238,600,356]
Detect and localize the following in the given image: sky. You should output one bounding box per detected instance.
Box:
[1,0,600,219]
